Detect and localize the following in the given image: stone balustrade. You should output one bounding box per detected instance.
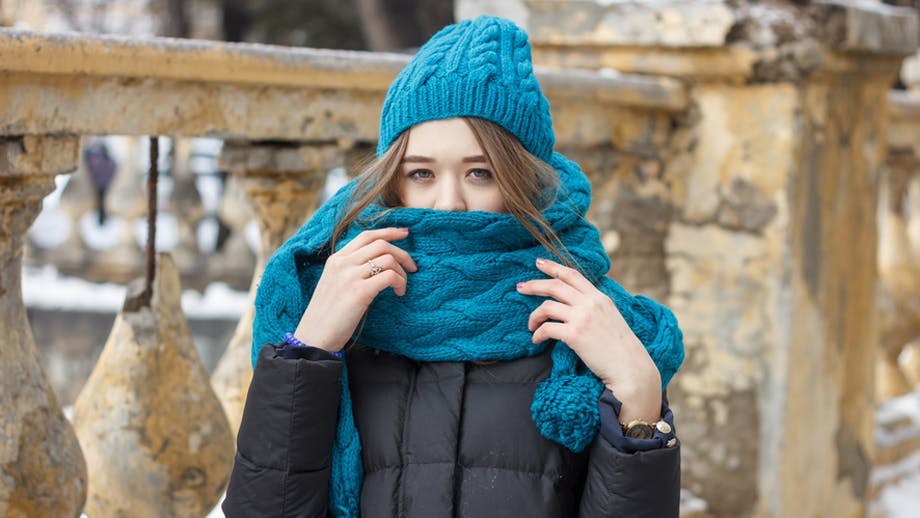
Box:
[0,26,694,515]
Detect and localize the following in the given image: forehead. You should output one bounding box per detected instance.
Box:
[404,118,483,156]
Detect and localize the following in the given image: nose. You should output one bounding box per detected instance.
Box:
[432,177,467,212]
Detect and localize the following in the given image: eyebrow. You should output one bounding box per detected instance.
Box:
[400,155,488,164]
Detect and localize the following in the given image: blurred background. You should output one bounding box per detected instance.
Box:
[4,1,920,517]
[1,0,453,49]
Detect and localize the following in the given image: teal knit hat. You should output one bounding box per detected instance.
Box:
[376,15,555,162]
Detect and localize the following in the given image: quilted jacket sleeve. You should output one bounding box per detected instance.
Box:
[577,392,681,517]
[222,343,342,518]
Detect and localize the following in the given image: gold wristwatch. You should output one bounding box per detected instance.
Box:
[622,419,672,440]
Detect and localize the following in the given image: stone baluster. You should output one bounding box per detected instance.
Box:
[81,136,146,284]
[895,54,920,387]
[209,170,257,288]
[0,135,87,517]
[211,141,340,438]
[71,252,235,517]
[877,153,920,398]
[166,137,205,282]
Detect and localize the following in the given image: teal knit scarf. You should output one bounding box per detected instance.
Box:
[252,152,684,517]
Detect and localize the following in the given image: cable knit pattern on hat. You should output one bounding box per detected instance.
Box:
[252,15,684,518]
[377,16,555,162]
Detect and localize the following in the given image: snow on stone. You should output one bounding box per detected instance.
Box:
[28,175,73,248]
[22,265,248,320]
[876,388,920,449]
[679,488,708,514]
[872,387,920,518]
[23,265,126,313]
[871,449,920,518]
[179,282,250,320]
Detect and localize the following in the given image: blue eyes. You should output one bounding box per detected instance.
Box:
[406,169,493,182]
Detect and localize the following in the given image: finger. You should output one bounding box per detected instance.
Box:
[339,227,409,254]
[363,268,408,297]
[363,254,408,283]
[353,238,418,272]
[527,300,571,332]
[532,321,570,345]
[535,257,595,293]
[517,278,581,305]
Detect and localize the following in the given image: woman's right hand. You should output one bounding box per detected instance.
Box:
[293,227,417,353]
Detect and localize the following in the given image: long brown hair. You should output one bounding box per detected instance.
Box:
[330,117,576,267]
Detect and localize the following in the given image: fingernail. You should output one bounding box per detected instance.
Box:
[516,282,524,290]
[399,227,409,232]
[536,257,546,266]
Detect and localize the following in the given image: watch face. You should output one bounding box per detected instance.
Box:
[625,423,655,440]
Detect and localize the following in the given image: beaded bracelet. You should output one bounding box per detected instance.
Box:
[284,332,344,359]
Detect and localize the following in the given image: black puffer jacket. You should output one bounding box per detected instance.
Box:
[223,343,680,517]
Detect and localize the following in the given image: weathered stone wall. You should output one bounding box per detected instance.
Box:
[665,82,799,516]
[550,96,682,301]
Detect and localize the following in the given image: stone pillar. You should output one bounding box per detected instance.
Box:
[458,1,918,517]
[211,141,340,438]
[0,135,87,517]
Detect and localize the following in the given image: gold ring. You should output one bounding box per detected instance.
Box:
[368,259,383,277]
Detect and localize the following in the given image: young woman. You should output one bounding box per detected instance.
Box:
[223,15,684,518]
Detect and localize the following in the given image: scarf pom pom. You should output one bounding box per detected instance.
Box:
[530,373,605,452]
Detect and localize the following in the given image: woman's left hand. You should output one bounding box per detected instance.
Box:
[516,257,662,423]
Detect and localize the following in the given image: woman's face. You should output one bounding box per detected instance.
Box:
[397,118,506,213]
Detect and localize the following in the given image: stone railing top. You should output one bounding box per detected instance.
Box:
[819,0,919,55]
[0,28,687,141]
[0,28,687,112]
[0,29,406,92]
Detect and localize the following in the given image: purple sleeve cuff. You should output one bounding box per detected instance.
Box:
[598,390,678,454]
[276,332,343,361]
